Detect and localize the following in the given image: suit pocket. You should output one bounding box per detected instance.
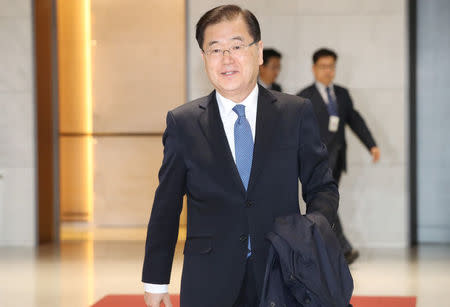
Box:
[183,236,212,255]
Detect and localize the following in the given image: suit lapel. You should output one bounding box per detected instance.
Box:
[197,87,279,196]
[197,91,246,196]
[333,86,344,118]
[247,85,278,193]
[312,85,330,118]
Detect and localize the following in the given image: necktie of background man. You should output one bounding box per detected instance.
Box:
[326,86,338,116]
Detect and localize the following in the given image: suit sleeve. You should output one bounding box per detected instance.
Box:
[142,111,186,284]
[298,100,339,225]
[346,90,377,151]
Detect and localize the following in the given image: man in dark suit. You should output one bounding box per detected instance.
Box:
[142,6,339,307]
[258,48,283,91]
[297,48,380,265]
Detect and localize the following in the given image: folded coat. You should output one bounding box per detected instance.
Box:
[260,213,353,307]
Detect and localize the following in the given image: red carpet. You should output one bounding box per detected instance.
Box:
[91,295,179,307]
[350,296,416,307]
[91,294,416,307]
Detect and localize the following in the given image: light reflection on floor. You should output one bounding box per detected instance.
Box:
[0,227,449,307]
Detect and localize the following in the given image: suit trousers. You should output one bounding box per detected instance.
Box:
[332,166,353,254]
[233,257,259,307]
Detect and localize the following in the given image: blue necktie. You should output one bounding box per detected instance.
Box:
[233,104,253,257]
[326,87,338,116]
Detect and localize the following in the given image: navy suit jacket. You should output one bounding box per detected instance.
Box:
[297,84,376,173]
[270,82,282,92]
[142,85,339,307]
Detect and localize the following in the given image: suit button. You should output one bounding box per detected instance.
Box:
[304,296,311,304]
[239,235,248,242]
[245,201,254,207]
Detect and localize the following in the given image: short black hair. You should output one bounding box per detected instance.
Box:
[262,48,282,66]
[312,48,338,64]
[195,5,261,50]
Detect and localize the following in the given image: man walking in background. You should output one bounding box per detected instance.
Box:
[258,48,282,91]
[298,48,380,264]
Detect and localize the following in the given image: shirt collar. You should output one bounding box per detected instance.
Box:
[258,79,270,89]
[216,84,259,117]
[315,81,334,93]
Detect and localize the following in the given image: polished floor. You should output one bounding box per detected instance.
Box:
[0,229,449,307]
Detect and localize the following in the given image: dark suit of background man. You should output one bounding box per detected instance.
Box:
[258,48,282,91]
[142,6,338,307]
[297,48,380,265]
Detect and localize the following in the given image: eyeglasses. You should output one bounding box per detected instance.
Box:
[203,41,258,58]
[316,64,336,70]
[265,64,281,71]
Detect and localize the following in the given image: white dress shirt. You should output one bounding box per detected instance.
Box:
[315,81,336,105]
[216,84,258,161]
[143,84,259,293]
[258,79,270,89]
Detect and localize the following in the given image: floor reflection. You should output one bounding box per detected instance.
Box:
[0,231,449,307]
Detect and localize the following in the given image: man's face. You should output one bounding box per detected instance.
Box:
[312,56,336,86]
[201,16,263,101]
[259,57,281,85]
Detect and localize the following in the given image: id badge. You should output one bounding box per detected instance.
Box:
[328,115,340,132]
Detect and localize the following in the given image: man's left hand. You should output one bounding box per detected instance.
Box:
[370,147,380,163]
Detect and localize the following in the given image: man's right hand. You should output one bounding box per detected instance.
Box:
[144,292,172,307]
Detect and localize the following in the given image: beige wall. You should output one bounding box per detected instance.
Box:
[0,0,36,246]
[58,0,187,226]
[58,0,93,221]
[91,0,186,133]
[90,0,186,226]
